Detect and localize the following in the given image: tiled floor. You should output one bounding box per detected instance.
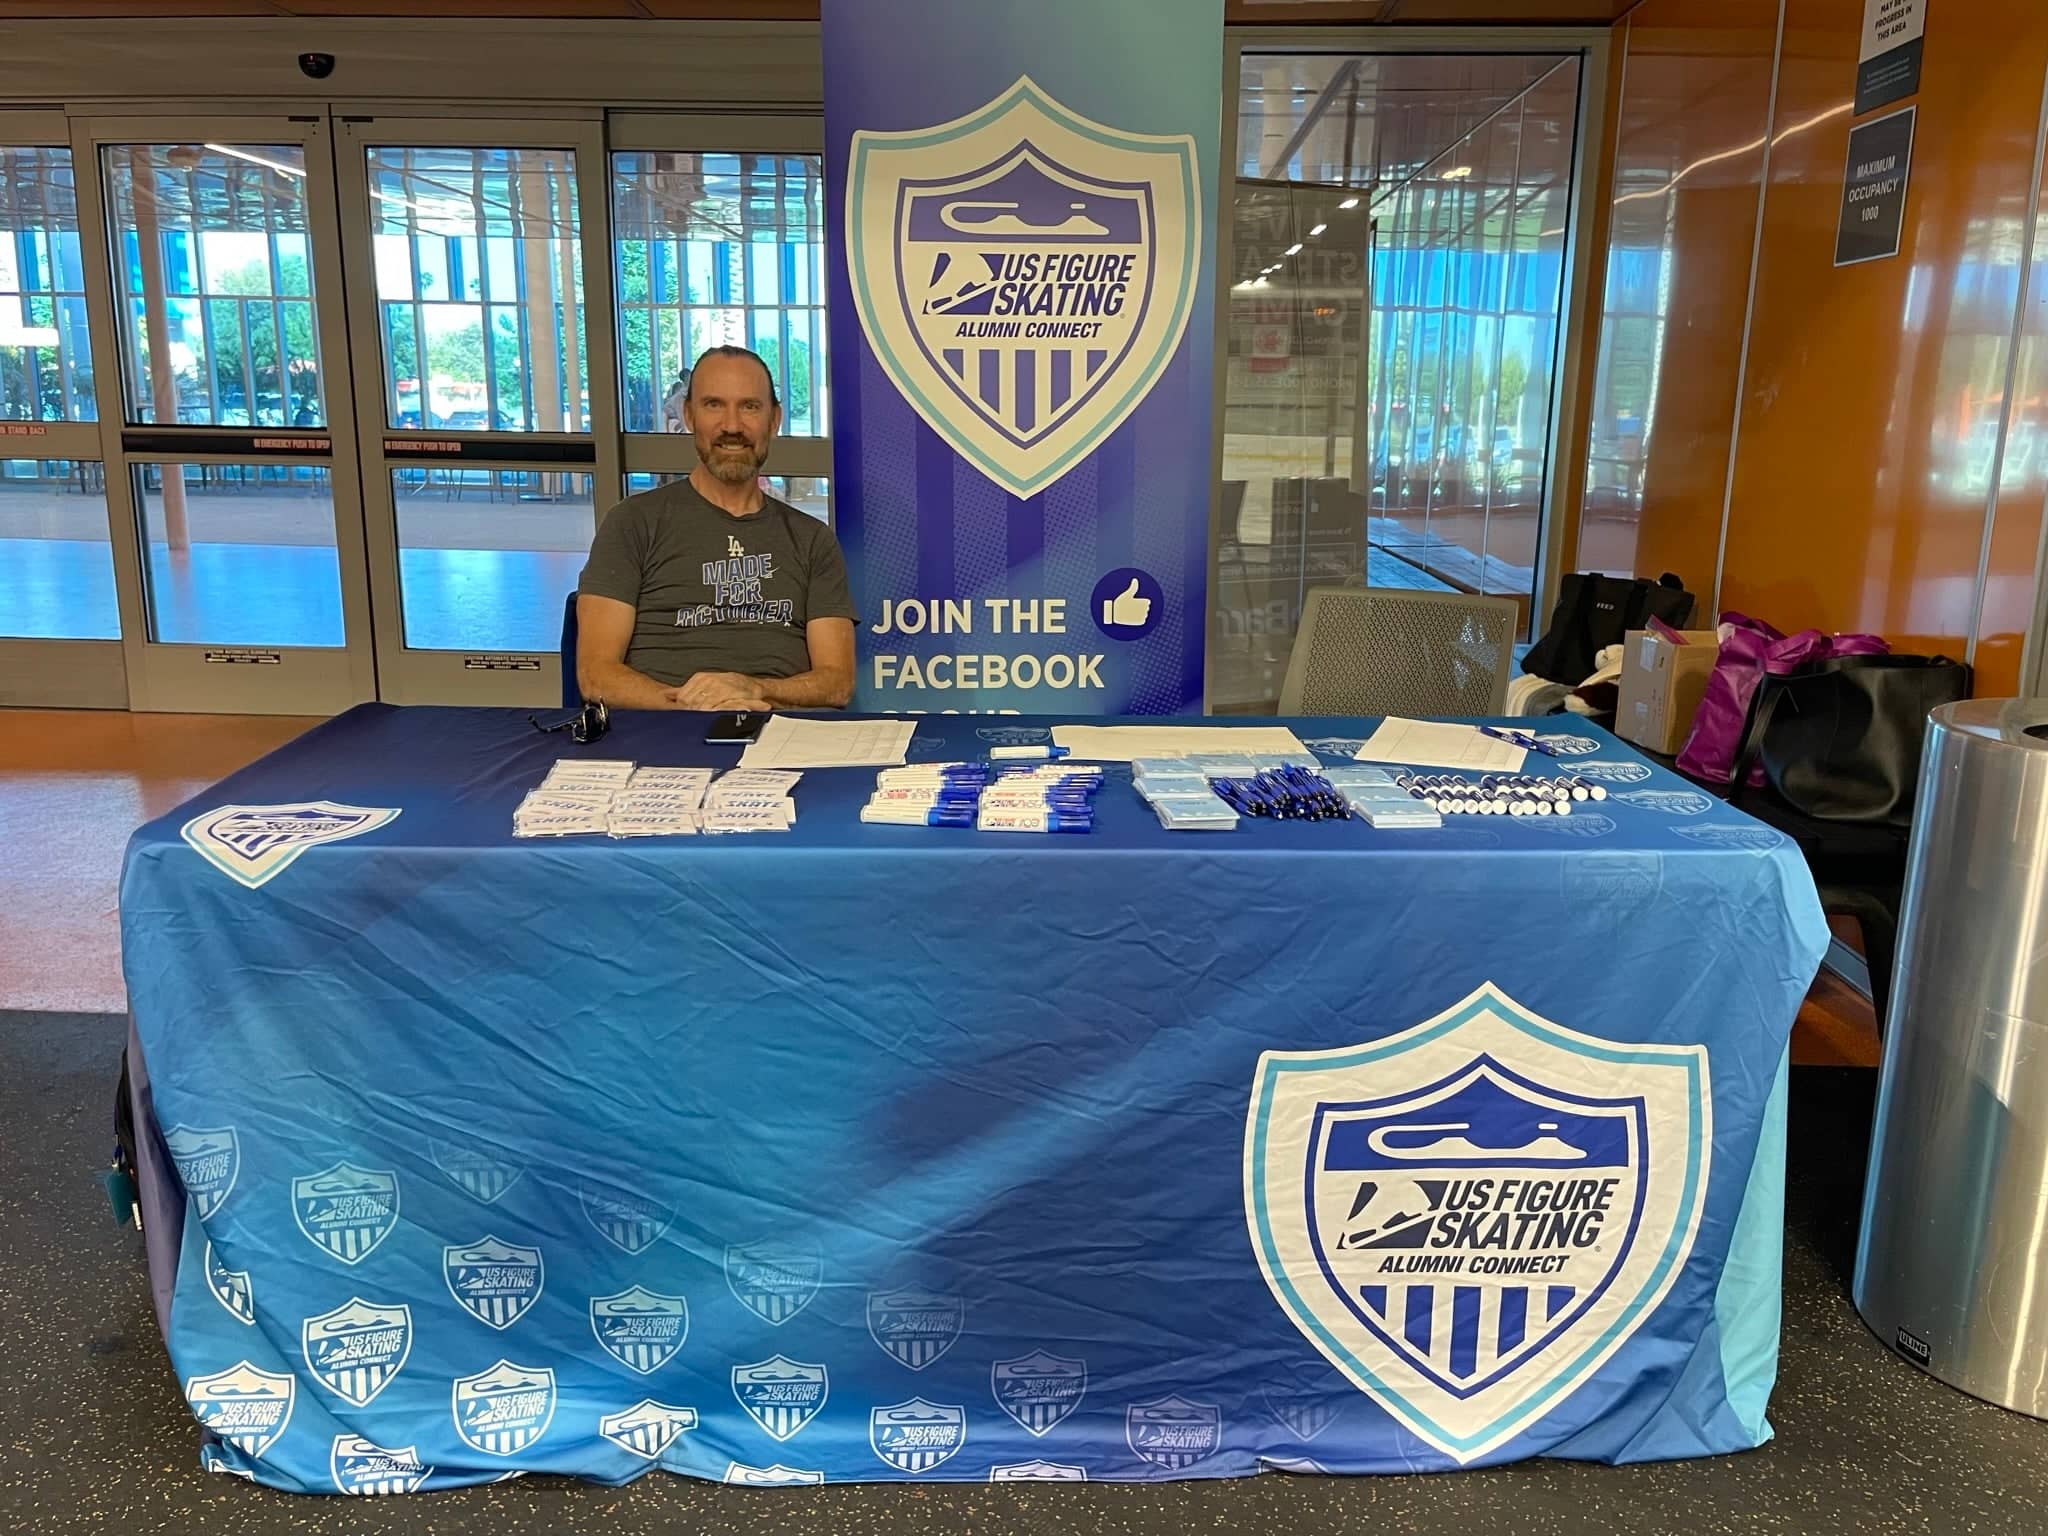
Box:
[0,705,1882,1063]
[0,709,320,1013]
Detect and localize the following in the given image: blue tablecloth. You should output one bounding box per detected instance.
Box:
[120,707,1827,1493]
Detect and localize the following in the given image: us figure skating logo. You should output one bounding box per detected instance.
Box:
[291,1162,400,1264]
[452,1361,555,1457]
[600,1401,698,1461]
[867,1287,964,1370]
[302,1298,412,1406]
[848,76,1198,498]
[445,1236,545,1330]
[725,1240,823,1325]
[204,1241,254,1326]
[991,1350,1086,1436]
[1245,983,1710,1464]
[590,1285,688,1375]
[185,1363,294,1458]
[732,1355,828,1441]
[181,802,398,889]
[1125,1394,1221,1471]
[164,1124,239,1219]
[331,1435,430,1495]
[870,1398,966,1474]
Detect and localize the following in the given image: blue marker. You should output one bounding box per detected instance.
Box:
[1480,725,1562,757]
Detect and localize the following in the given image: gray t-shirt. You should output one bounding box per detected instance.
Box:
[577,479,856,687]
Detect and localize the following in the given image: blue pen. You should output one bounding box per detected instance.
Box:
[1480,725,1562,757]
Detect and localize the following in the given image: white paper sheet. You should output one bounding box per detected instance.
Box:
[1353,718,1526,772]
[1047,724,1309,762]
[736,715,914,770]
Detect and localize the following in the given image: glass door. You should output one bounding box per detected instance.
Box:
[333,116,620,705]
[68,114,374,714]
[0,112,125,706]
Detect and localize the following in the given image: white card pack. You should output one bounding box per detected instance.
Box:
[544,759,635,785]
[701,805,794,834]
[710,769,801,795]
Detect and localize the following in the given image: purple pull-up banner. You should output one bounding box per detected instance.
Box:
[824,0,1222,712]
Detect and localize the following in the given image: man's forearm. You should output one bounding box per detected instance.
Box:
[580,658,677,710]
[752,667,854,708]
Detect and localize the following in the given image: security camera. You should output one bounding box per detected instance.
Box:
[298,52,336,80]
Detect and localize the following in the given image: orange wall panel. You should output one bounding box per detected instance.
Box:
[1721,0,2048,657]
[1579,0,1779,598]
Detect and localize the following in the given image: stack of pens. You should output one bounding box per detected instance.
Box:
[1211,765,1353,822]
[977,763,1103,833]
[860,763,992,827]
[1393,772,1608,817]
[1132,758,1238,830]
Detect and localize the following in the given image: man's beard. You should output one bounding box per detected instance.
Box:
[704,438,765,485]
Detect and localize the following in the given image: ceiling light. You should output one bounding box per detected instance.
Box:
[1309,223,1327,237]
[1285,242,1303,256]
[1339,197,1360,210]
[1441,166,1473,181]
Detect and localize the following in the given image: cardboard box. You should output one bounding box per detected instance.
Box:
[1616,628,1720,755]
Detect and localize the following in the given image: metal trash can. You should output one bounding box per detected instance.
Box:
[1855,698,2048,1415]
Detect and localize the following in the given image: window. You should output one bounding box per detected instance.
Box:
[367,145,587,433]
[611,152,826,437]
[1,146,95,423]
[103,143,323,427]
[0,459,114,639]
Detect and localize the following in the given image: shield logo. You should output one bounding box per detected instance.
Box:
[1674,824,1783,851]
[1261,1362,1339,1442]
[1616,788,1713,817]
[1571,760,1652,785]
[291,1162,399,1265]
[725,1241,823,1325]
[991,1350,1087,1436]
[590,1285,688,1375]
[1522,812,1616,839]
[991,1460,1088,1481]
[580,1181,672,1256]
[869,1398,966,1474]
[184,1362,294,1458]
[201,1446,256,1480]
[1304,737,1369,760]
[430,1139,523,1204]
[204,1242,254,1326]
[331,1434,430,1495]
[976,726,1050,746]
[867,1287,964,1370]
[164,1125,239,1220]
[452,1361,556,1457]
[731,1355,828,1441]
[599,1400,698,1461]
[302,1298,412,1407]
[1532,733,1599,756]
[445,1236,545,1330]
[847,75,1199,498]
[1125,1394,1221,1471]
[1565,853,1662,906]
[723,1462,825,1486]
[181,801,398,889]
[1244,981,1710,1465]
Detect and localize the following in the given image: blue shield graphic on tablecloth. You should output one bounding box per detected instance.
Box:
[732,1355,828,1441]
[870,1398,966,1474]
[164,1125,239,1219]
[331,1435,430,1495]
[580,1181,672,1255]
[991,1459,1088,1481]
[590,1285,688,1375]
[1571,760,1652,785]
[600,1400,698,1461]
[204,1241,254,1326]
[291,1163,399,1265]
[1616,788,1713,816]
[1532,733,1599,756]
[848,77,1198,498]
[430,1138,523,1204]
[303,1298,412,1407]
[867,1288,964,1370]
[452,1361,555,1457]
[976,726,1051,746]
[1126,1394,1221,1471]
[185,1362,294,1458]
[1521,812,1616,839]
[725,1241,823,1326]
[1262,1374,1338,1442]
[1246,983,1710,1465]
[445,1236,544,1330]
[1675,824,1784,851]
[181,801,398,889]
[991,1350,1087,1436]
[724,1462,825,1486]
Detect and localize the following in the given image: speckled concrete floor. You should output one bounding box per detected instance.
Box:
[3,1017,2043,1536]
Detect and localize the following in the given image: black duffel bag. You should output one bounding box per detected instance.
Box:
[1736,654,1971,828]
[1522,572,1695,685]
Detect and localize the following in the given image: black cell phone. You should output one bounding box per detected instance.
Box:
[705,711,768,743]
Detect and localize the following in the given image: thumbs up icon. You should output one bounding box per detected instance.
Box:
[1103,577,1152,628]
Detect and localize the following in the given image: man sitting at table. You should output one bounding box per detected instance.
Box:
[575,345,857,711]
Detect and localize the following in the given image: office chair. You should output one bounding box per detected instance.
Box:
[1279,587,1519,717]
[560,591,582,708]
